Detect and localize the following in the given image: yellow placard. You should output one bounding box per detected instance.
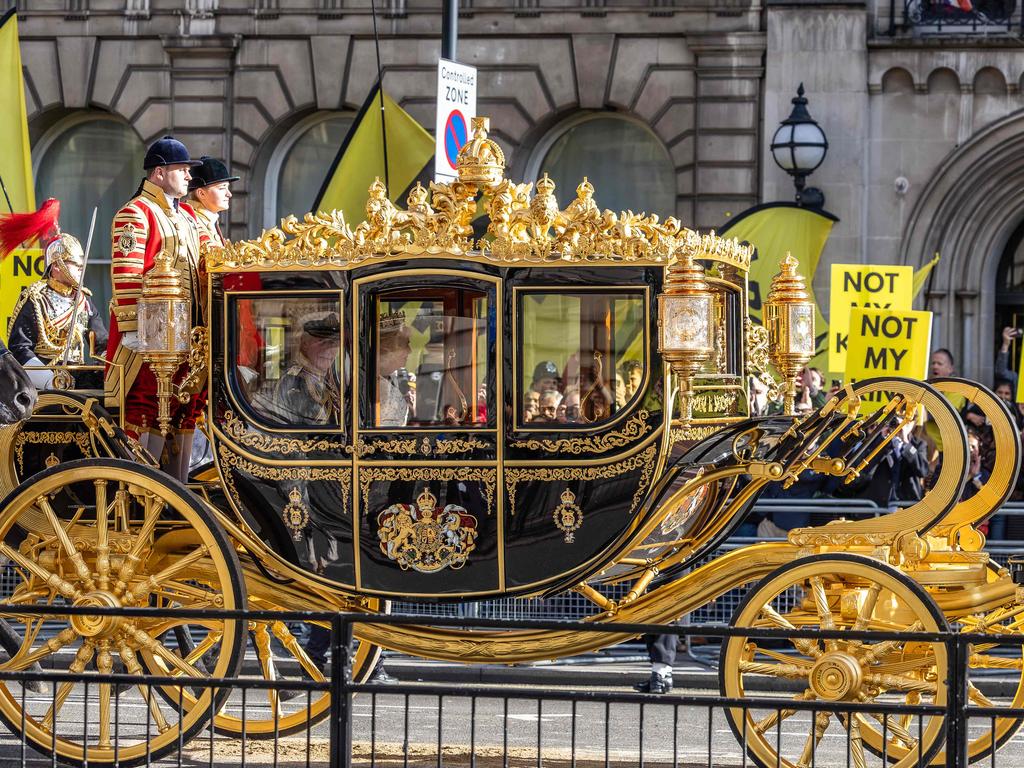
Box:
[0,247,44,342]
[828,264,914,374]
[845,308,933,412]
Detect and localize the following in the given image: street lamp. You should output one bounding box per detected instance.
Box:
[770,83,828,209]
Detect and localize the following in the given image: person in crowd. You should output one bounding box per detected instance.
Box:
[961,430,991,503]
[962,403,996,475]
[857,421,930,510]
[622,360,643,401]
[749,376,771,417]
[537,389,562,423]
[523,391,540,422]
[613,374,627,409]
[794,366,827,414]
[930,348,956,378]
[558,387,580,423]
[995,326,1021,393]
[994,379,1015,409]
[531,360,561,395]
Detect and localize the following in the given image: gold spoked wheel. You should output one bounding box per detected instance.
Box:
[0,458,246,767]
[144,599,383,739]
[720,554,949,768]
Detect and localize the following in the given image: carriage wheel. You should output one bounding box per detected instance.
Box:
[720,554,949,768]
[856,561,1024,765]
[0,458,246,767]
[143,599,383,739]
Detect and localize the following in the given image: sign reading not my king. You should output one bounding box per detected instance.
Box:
[434,58,477,183]
[828,264,914,374]
[0,248,44,342]
[845,308,933,412]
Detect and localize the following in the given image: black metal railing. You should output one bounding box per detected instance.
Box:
[0,603,1020,767]
[892,0,1018,34]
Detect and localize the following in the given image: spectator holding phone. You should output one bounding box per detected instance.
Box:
[995,326,1022,393]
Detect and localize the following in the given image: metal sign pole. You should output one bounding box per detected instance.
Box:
[442,0,458,61]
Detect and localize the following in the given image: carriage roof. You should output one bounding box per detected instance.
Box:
[208,117,754,276]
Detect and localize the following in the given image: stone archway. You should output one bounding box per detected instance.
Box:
[900,111,1024,382]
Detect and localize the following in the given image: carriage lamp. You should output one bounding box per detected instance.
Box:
[137,250,191,436]
[658,251,715,422]
[764,253,815,415]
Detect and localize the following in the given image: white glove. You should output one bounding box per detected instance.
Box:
[24,357,54,390]
[121,331,140,351]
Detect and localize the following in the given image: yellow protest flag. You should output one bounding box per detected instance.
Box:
[313,84,435,221]
[845,308,933,412]
[828,264,913,374]
[0,247,43,341]
[0,9,33,215]
[912,253,940,299]
[720,202,836,371]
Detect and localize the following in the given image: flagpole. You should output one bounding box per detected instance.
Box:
[0,175,13,215]
[442,0,458,61]
[369,0,389,194]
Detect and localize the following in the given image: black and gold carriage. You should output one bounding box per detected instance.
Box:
[0,117,1021,768]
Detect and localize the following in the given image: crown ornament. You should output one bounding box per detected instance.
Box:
[457,117,505,191]
[379,310,406,333]
[416,488,438,516]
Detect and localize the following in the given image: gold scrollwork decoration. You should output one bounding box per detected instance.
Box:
[433,437,490,455]
[222,410,346,454]
[14,430,92,475]
[352,438,419,457]
[509,410,651,454]
[217,445,352,516]
[208,118,753,273]
[176,326,209,403]
[504,445,657,516]
[359,466,497,517]
[745,318,781,400]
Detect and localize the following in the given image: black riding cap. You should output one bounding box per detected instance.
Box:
[188,156,240,191]
[304,314,341,339]
[143,136,203,170]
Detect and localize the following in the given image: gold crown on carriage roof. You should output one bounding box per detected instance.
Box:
[209,116,754,273]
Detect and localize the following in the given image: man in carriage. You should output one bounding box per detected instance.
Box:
[0,199,107,390]
[105,135,204,481]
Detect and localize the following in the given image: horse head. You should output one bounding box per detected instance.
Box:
[0,341,37,424]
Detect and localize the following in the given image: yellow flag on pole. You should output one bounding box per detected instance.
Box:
[720,202,837,371]
[912,253,940,299]
[313,83,435,221]
[0,9,33,214]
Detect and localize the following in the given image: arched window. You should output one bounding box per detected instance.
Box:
[33,114,146,322]
[528,114,675,218]
[264,112,353,227]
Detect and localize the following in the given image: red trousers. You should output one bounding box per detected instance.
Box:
[123,361,207,437]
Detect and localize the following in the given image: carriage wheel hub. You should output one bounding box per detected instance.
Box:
[71,591,123,638]
[809,652,863,701]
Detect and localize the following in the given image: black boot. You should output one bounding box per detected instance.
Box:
[633,671,673,694]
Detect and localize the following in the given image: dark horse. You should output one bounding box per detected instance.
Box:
[0,341,37,685]
[0,338,35,423]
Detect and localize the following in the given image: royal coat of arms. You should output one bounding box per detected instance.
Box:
[377,488,478,573]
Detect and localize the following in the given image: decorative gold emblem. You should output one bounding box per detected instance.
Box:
[14,430,92,474]
[282,487,310,541]
[44,453,59,469]
[552,488,584,543]
[377,488,478,573]
[116,223,138,254]
[222,411,346,453]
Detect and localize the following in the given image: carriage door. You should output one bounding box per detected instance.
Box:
[353,270,500,596]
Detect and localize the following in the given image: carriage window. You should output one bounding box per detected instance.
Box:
[230,295,343,429]
[372,288,491,429]
[519,291,645,427]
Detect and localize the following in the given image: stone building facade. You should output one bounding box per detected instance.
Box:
[10,0,1024,379]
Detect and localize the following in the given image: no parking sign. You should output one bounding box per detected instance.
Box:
[435,58,477,182]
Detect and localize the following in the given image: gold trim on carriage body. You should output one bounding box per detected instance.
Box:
[207,117,753,273]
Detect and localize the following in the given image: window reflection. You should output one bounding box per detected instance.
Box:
[373,288,491,429]
[233,296,343,428]
[519,291,645,427]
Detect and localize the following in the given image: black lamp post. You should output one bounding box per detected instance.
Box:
[770,83,828,209]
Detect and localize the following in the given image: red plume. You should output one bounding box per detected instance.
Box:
[0,199,61,259]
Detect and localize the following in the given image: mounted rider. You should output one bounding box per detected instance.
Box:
[105,135,204,480]
[0,199,107,390]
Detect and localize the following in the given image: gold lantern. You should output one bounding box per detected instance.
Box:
[137,250,191,436]
[764,253,815,415]
[658,249,715,422]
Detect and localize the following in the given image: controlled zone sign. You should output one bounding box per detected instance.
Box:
[434,58,477,183]
[845,308,933,413]
[828,264,913,374]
